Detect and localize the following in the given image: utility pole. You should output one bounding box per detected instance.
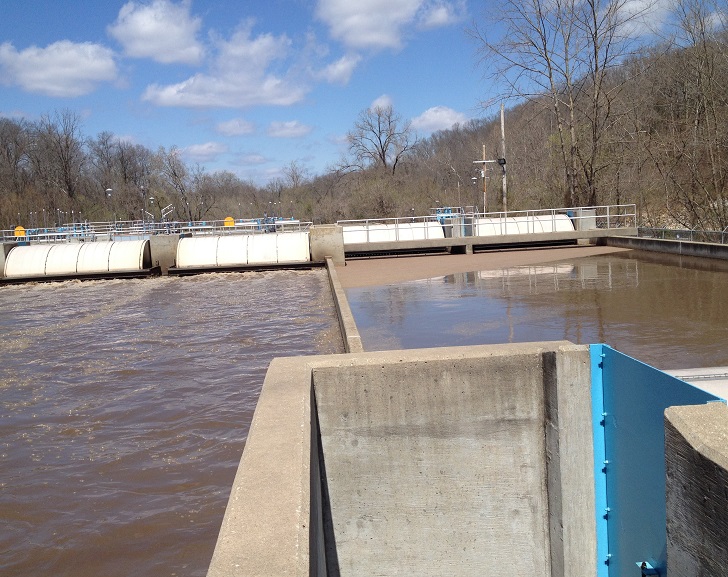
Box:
[482,144,487,213]
[474,155,500,213]
[500,103,507,213]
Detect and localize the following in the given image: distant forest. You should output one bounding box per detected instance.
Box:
[1,0,727,231]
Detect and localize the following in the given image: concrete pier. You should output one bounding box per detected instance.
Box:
[665,403,728,575]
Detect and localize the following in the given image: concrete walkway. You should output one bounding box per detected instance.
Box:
[335,245,632,288]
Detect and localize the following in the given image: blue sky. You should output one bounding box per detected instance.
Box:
[0,0,493,185]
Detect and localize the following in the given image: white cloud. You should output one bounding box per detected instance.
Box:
[108,0,204,65]
[371,94,393,110]
[142,22,306,108]
[419,1,465,28]
[0,41,117,97]
[316,0,462,49]
[316,0,421,49]
[267,120,313,138]
[411,105,468,133]
[181,141,228,162]
[216,118,255,136]
[615,0,672,37]
[319,53,361,84]
[239,154,268,165]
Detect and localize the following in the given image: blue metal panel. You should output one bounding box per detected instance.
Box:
[593,345,723,577]
[590,344,610,577]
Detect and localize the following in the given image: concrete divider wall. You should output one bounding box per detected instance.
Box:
[665,403,728,575]
[309,225,345,264]
[605,235,728,261]
[148,234,178,273]
[206,342,596,577]
[0,242,15,278]
[325,257,363,353]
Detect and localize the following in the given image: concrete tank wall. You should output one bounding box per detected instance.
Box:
[665,403,728,575]
[310,225,345,264]
[206,342,597,577]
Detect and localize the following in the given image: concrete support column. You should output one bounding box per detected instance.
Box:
[0,242,17,278]
[149,235,179,275]
[665,402,728,576]
[310,225,345,265]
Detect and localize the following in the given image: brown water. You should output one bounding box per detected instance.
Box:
[0,270,342,577]
[346,251,728,369]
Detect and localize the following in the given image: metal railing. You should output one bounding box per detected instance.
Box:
[471,204,637,231]
[336,215,451,243]
[338,204,637,244]
[1,217,312,244]
[639,226,728,245]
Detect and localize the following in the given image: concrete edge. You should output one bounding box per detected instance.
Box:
[664,402,728,574]
[325,257,363,353]
[604,235,728,262]
[206,341,592,577]
[206,355,314,577]
[545,344,597,577]
[665,402,728,471]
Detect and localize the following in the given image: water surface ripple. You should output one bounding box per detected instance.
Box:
[0,270,342,577]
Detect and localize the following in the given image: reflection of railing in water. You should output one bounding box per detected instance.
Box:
[0,217,312,243]
[441,260,640,294]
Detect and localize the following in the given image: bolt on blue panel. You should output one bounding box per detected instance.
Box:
[590,344,724,577]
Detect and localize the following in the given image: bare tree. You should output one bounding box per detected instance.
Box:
[473,0,654,206]
[0,117,30,196]
[346,104,416,174]
[31,110,86,200]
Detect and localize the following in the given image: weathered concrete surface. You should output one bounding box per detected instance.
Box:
[605,235,728,262]
[543,349,597,577]
[0,242,17,278]
[665,403,728,576]
[207,342,597,577]
[206,354,314,577]
[148,234,179,274]
[313,343,594,577]
[310,225,345,265]
[325,257,363,353]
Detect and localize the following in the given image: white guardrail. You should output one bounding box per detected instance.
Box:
[1,217,312,243]
[337,204,638,245]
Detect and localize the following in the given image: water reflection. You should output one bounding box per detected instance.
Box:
[346,253,728,369]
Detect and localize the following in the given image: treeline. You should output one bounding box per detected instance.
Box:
[1,0,727,230]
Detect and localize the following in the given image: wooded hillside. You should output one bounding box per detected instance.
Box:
[1,0,726,230]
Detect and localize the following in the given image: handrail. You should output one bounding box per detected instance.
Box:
[639,227,728,245]
[1,217,313,243]
[338,204,637,244]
